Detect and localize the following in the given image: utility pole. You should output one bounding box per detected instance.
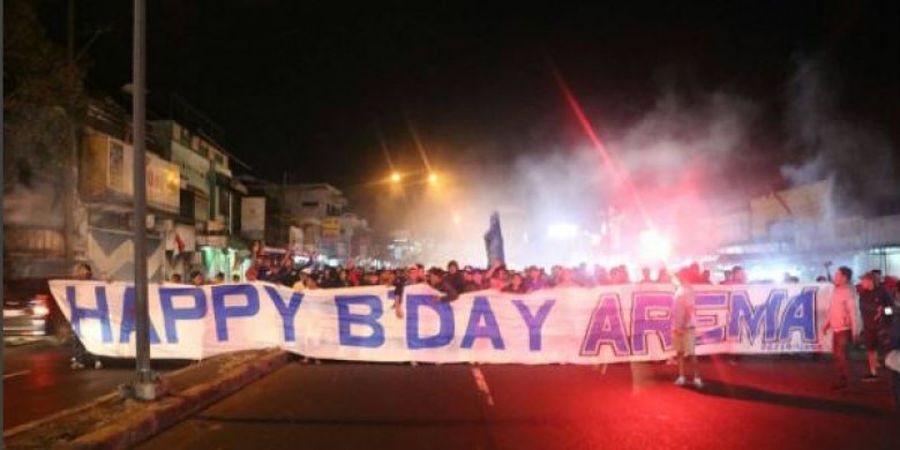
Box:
[132,0,157,400]
[64,0,76,266]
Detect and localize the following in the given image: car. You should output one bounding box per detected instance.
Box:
[3,278,67,338]
[3,293,51,337]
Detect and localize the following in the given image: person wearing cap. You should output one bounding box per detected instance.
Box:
[673,268,703,388]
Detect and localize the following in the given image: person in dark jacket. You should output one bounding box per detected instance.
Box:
[445,260,466,294]
[888,296,900,412]
[859,273,893,381]
[525,266,548,292]
[502,272,528,294]
[427,267,459,302]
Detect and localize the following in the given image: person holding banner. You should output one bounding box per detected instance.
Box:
[673,268,703,388]
[821,266,861,390]
[69,263,102,370]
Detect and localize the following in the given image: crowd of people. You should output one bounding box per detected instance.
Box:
[233,252,900,300]
[69,256,900,411]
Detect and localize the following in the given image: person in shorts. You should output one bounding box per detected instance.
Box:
[673,268,702,388]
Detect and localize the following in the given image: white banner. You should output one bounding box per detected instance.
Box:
[49,281,832,362]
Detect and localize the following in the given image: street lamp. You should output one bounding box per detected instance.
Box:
[390,171,402,183]
[428,172,439,184]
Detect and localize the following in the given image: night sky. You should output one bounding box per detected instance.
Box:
[38,1,899,191]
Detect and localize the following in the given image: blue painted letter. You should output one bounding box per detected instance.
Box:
[66,285,113,343]
[727,290,784,344]
[120,287,162,344]
[212,284,261,341]
[336,295,385,347]
[581,295,629,356]
[159,287,207,344]
[778,288,817,343]
[265,286,304,342]
[406,294,454,349]
[631,293,674,354]
[513,299,555,351]
[462,297,504,349]
[694,292,728,345]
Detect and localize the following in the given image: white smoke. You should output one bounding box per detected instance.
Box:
[367,86,766,267]
[780,56,897,208]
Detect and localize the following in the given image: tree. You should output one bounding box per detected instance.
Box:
[4,0,86,190]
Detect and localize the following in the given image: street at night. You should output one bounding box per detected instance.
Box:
[139,357,899,450]
[3,340,187,429]
[5,0,900,448]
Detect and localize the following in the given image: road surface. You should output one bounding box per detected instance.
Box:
[140,356,900,450]
[3,339,188,429]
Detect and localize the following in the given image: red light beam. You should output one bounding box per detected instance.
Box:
[550,65,652,227]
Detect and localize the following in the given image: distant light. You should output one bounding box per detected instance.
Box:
[428,173,438,184]
[390,172,402,183]
[547,222,579,240]
[639,229,671,261]
[32,304,50,317]
[747,264,797,283]
[452,213,462,225]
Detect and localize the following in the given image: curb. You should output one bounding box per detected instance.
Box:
[5,349,291,450]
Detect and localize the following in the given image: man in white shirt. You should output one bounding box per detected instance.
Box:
[820,266,861,390]
[673,268,703,388]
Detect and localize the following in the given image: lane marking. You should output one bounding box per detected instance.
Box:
[3,370,31,380]
[470,366,495,406]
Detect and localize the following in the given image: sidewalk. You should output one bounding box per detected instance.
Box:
[4,348,292,449]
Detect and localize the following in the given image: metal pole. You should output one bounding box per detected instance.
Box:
[132,0,154,394]
[64,0,76,266]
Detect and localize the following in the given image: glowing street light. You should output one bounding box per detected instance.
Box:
[390,171,402,183]
[639,229,672,262]
[428,172,439,184]
[547,222,579,240]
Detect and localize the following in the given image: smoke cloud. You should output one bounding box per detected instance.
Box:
[781,56,897,213]
[367,86,766,267]
[361,55,895,268]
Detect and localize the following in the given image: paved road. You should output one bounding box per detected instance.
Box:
[140,356,900,450]
[3,339,188,429]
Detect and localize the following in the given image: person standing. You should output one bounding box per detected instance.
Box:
[821,266,861,390]
[859,272,892,381]
[69,263,102,370]
[190,270,206,286]
[673,268,703,388]
[445,260,466,294]
[886,296,900,412]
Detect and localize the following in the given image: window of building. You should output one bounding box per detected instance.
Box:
[179,189,195,220]
[195,195,210,222]
[219,188,230,221]
[108,141,125,192]
[301,201,319,208]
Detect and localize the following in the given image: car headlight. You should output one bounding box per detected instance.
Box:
[32,305,50,317]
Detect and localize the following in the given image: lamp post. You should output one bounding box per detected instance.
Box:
[131,0,157,401]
